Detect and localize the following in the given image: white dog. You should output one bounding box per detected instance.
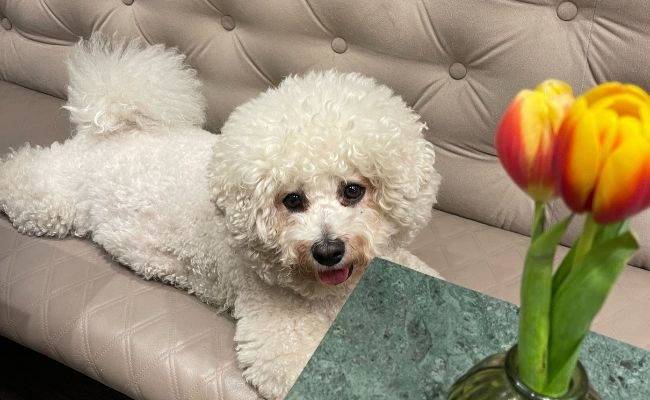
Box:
[0,34,441,399]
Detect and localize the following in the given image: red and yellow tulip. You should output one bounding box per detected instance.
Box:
[491,80,649,397]
[553,82,650,223]
[496,80,574,201]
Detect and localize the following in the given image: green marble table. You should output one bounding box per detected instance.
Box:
[287,259,650,399]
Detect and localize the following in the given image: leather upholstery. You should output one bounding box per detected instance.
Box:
[1,0,649,268]
[0,80,71,150]
[1,1,650,398]
[0,216,259,400]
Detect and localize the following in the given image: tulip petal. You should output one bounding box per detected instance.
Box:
[520,92,548,165]
[496,95,530,189]
[497,86,572,201]
[556,83,650,220]
[583,82,650,108]
[536,80,573,98]
[592,117,650,223]
[522,93,557,198]
[592,93,647,121]
[556,107,602,212]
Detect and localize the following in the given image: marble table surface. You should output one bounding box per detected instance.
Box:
[287,259,650,399]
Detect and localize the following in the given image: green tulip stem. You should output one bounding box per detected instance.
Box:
[518,201,551,392]
[531,201,546,241]
[573,214,598,267]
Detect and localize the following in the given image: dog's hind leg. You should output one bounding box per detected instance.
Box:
[107,242,190,289]
[90,224,191,290]
[0,141,85,238]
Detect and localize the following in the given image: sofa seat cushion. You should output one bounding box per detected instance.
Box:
[410,210,650,351]
[0,217,260,400]
[0,212,257,400]
[0,80,259,400]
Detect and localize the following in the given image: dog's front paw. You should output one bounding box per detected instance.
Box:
[233,297,333,399]
[238,341,312,400]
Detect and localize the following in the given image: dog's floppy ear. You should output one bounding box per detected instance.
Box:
[360,120,441,246]
[207,132,282,268]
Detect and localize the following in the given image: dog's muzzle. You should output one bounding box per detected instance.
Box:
[311,239,353,285]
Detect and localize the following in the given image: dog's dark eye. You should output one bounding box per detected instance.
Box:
[341,184,366,205]
[283,193,306,212]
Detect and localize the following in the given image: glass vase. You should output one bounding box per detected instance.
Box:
[447,345,601,400]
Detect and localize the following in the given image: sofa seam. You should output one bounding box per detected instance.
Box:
[579,0,600,93]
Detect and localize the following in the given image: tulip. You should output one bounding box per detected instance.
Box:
[496,81,574,392]
[489,80,644,397]
[496,80,574,201]
[553,82,650,223]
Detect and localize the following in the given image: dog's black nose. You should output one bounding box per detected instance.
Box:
[311,239,345,267]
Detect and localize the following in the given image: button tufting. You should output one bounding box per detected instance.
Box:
[331,37,347,54]
[122,0,134,5]
[449,62,467,80]
[221,15,235,31]
[1,18,11,30]
[557,1,578,21]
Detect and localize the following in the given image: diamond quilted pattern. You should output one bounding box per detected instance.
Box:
[0,217,261,400]
[2,205,650,400]
[411,210,650,351]
[2,205,650,396]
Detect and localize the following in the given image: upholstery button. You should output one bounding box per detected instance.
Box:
[449,62,467,80]
[1,18,12,30]
[122,0,134,5]
[331,37,347,54]
[221,15,235,31]
[557,2,578,21]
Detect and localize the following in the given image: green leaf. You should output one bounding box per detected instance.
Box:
[592,220,628,243]
[552,219,626,298]
[551,245,577,296]
[545,230,638,395]
[517,214,572,392]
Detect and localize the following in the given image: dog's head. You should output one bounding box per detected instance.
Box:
[209,71,440,298]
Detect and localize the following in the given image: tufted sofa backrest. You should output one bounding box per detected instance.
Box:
[2,0,650,267]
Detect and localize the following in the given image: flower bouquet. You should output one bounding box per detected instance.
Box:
[448,80,650,399]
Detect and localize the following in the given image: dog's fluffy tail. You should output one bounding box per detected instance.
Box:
[65,33,206,136]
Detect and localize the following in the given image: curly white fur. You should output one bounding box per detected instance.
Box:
[0,33,441,400]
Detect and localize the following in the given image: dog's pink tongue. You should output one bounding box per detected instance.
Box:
[318,267,350,285]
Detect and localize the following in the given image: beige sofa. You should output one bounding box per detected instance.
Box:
[1,1,649,399]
